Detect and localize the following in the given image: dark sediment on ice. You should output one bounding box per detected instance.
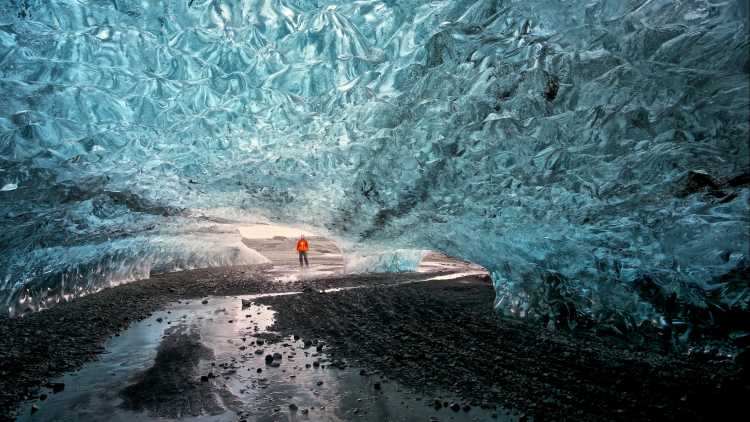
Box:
[256,276,749,421]
[0,265,434,421]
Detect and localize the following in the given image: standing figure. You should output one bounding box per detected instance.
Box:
[296,235,309,267]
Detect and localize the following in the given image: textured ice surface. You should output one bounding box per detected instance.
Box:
[343,249,425,274]
[5,227,269,315]
[0,1,748,325]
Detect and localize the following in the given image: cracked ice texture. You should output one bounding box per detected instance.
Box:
[0,1,748,322]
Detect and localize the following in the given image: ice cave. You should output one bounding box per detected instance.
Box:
[0,1,748,421]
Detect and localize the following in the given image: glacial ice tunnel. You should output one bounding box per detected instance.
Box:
[0,0,748,330]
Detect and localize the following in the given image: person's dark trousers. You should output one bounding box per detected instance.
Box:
[299,251,309,267]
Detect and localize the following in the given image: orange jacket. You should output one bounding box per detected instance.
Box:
[296,239,309,252]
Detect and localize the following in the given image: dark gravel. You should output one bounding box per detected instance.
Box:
[0,265,435,421]
[2,266,747,421]
[257,276,749,421]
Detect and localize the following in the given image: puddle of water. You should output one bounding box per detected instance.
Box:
[18,296,512,422]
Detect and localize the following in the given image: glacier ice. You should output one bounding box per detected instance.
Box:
[4,224,269,315]
[0,0,748,333]
[343,249,425,274]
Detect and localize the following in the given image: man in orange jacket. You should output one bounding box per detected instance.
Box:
[296,235,309,267]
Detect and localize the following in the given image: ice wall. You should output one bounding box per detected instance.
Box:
[0,1,748,329]
[4,222,270,315]
[343,249,425,274]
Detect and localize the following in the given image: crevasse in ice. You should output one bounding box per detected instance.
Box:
[0,1,748,326]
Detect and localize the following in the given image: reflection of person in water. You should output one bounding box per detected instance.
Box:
[296,235,309,267]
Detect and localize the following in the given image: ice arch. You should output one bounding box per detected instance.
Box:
[0,1,748,327]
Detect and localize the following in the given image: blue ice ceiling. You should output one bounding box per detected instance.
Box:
[0,0,748,325]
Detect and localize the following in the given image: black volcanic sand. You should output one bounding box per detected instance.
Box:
[1,267,747,421]
[0,265,436,421]
[256,277,749,421]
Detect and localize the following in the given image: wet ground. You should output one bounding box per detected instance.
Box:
[15,295,501,422]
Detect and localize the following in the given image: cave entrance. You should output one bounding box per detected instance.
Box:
[237,223,343,274]
[235,223,488,281]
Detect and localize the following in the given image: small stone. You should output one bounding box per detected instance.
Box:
[202,299,208,305]
[156,317,163,323]
[289,403,298,412]
[39,394,47,401]
[312,360,320,368]
[273,352,282,360]
[433,399,442,409]
[50,383,65,394]
[462,404,471,412]
[373,382,381,390]
[256,368,262,373]
[450,403,461,412]
[317,380,324,386]
[265,354,274,364]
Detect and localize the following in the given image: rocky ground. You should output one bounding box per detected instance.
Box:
[0,265,435,421]
[1,265,747,421]
[257,276,748,421]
